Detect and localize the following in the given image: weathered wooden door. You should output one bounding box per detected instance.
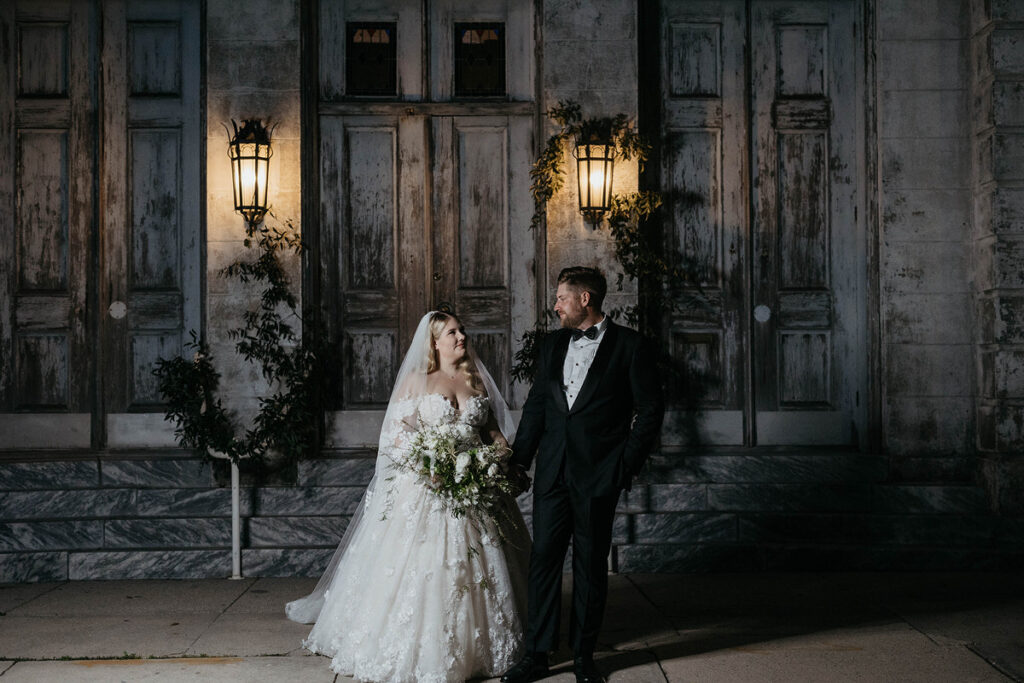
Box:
[100,0,202,445]
[0,0,202,449]
[0,1,96,447]
[658,0,865,446]
[430,114,535,401]
[317,0,536,428]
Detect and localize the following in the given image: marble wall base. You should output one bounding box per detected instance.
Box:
[0,552,68,583]
[0,450,1019,582]
[68,550,232,580]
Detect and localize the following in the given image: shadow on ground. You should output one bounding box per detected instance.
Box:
[567,572,1024,682]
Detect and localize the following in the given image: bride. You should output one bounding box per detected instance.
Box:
[286,310,531,682]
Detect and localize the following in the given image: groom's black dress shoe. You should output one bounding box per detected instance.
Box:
[500,654,549,683]
[573,657,606,683]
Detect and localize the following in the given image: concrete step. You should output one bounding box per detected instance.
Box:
[871,484,989,514]
[614,541,1024,572]
[643,449,888,485]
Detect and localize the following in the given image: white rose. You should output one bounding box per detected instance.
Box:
[475,449,488,465]
[455,423,476,443]
[455,452,471,481]
[487,463,499,477]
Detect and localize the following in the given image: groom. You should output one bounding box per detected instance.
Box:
[503,266,664,683]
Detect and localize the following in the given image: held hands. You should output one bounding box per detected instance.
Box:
[506,463,532,496]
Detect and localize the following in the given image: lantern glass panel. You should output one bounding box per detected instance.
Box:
[229,140,271,225]
[575,142,615,220]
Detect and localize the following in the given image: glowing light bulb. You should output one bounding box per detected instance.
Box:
[241,165,257,188]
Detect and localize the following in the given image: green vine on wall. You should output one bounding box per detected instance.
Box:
[153,217,323,467]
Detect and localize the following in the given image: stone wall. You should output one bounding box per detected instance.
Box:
[877,1,975,480]
[971,0,1024,513]
[0,453,361,582]
[2,451,1020,582]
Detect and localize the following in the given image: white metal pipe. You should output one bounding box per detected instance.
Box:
[230,460,242,580]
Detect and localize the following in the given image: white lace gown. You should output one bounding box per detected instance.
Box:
[295,393,531,682]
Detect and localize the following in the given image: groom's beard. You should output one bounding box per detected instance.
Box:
[560,309,587,329]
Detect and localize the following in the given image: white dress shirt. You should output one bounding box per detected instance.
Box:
[562,316,608,409]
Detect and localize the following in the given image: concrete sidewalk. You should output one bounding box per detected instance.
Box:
[0,573,1021,682]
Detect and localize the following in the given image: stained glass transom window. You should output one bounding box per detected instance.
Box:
[346,22,397,96]
[454,23,505,97]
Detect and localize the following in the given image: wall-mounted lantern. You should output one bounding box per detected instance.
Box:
[227,119,273,231]
[574,135,615,224]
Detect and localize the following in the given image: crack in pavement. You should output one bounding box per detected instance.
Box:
[182,578,258,657]
[2,581,66,615]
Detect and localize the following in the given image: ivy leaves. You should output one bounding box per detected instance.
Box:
[529,100,653,232]
[153,217,324,467]
[152,331,239,460]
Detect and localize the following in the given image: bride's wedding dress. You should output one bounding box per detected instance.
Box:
[287,391,530,683]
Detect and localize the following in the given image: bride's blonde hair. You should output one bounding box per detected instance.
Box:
[425,311,483,392]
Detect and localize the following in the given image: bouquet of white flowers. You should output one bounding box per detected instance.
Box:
[395,419,516,523]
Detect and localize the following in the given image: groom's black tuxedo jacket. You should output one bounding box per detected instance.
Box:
[511,320,664,497]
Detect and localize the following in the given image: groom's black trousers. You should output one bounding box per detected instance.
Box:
[524,470,621,658]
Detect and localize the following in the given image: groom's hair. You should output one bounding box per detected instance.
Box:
[557,266,607,312]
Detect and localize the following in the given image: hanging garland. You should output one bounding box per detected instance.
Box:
[529,101,650,231]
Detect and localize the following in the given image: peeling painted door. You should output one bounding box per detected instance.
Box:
[657,0,865,446]
[0,1,96,447]
[100,0,203,444]
[430,114,535,402]
[0,0,202,449]
[317,0,537,418]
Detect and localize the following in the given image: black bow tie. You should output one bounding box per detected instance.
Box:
[571,326,599,341]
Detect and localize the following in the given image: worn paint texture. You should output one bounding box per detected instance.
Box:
[543,0,638,318]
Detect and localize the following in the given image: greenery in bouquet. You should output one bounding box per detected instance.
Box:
[396,421,518,538]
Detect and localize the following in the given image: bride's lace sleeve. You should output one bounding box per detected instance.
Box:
[378,396,421,463]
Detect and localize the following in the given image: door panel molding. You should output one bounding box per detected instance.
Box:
[659,0,748,440]
[654,0,866,447]
[1,1,94,448]
[101,0,202,417]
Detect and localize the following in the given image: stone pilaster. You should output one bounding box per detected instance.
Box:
[972,0,1024,513]
[878,0,974,477]
[541,0,639,314]
[205,1,302,424]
